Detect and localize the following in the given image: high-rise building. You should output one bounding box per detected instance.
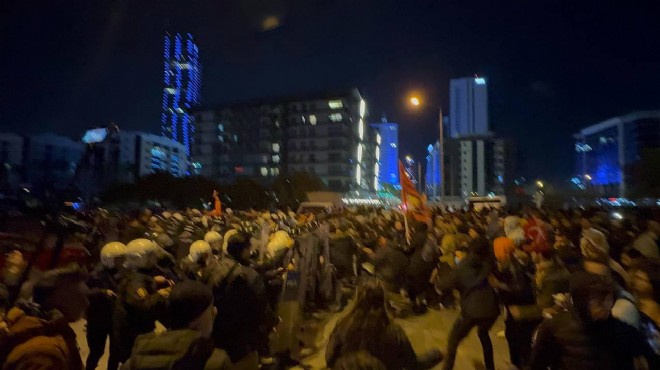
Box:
[426,135,513,198]
[193,89,377,192]
[449,76,489,138]
[371,118,399,187]
[161,32,201,158]
[574,111,660,197]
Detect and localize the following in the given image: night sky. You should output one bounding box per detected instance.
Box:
[2,1,659,183]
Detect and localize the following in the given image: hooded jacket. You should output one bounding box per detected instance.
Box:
[0,306,83,370]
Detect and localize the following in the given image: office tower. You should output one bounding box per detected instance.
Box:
[449,76,489,138]
[371,117,399,187]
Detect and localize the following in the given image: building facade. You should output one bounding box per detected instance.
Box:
[449,76,489,138]
[193,89,377,192]
[161,32,201,158]
[427,135,512,198]
[574,111,660,197]
[24,133,84,191]
[371,119,399,187]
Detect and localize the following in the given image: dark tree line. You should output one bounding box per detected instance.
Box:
[101,171,326,210]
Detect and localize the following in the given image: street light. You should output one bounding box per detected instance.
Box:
[408,95,444,202]
[536,180,544,188]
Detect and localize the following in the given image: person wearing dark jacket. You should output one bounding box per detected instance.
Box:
[121,280,231,370]
[329,224,359,282]
[371,236,409,292]
[210,232,278,369]
[490,248,536,368]
[326,277,443,370]
[86,242,126,370]
[529,272,650,370]
[112,239,170,370]
[441,238,500,370]
[406,223,439,314]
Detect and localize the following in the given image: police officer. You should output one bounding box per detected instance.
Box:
[180,240,213,280]
[204,230,223,256]
[111,238,171,370]
[86,241,126,370]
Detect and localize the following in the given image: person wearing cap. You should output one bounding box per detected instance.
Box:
[85,242,127,370]
[112,239,171,369]
[121,280,231,370]
[0,265,89,370]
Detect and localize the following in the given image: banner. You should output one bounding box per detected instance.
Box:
[398,160,431,224]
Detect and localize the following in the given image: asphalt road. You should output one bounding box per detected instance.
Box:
[74,307,510,370]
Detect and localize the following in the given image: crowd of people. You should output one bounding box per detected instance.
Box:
[1,204,660,370]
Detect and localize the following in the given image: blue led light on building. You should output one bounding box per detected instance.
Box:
[371,119,399,187]
[162,32,201,157]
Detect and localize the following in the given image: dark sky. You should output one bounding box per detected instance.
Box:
[2,1,659,182]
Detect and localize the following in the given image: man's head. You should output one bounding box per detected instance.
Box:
[32,265,89,322]
[570,272,615,322]
[168,280,216,338]
[226,231,252,263]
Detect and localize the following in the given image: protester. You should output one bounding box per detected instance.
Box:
[0,265,89,370]
[633,220,660,261]
[121,280,231,370]
[326,277,443,370]
[529,272,651,370]
[440,238,499,370]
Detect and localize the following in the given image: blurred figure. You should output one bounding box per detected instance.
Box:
[112,239,171,370]
[86,242,127,370]
[0,265,89,370]
[332,350,386,370]
[441,239,499,370]
[121,280,231,370]
[0,250,27,313]
[529,272,650,370]
[326,278,443,370]
[633,220,660,261]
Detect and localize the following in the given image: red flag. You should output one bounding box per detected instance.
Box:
[398,160,430,224]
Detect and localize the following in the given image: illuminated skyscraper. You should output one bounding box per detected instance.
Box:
[449,76,489,138]
[371,118,399,187]
[161,32,201,157]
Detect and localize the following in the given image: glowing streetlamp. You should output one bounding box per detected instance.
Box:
[407,95,444,201]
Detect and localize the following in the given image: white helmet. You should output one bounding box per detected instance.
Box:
[126,238,159,256]
[204,231,222,243]
[189,240,212,262]
[100,242,127,268]
[222,229,239,253]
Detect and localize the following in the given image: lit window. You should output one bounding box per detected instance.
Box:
[218,124,224,132]
[328,100,343,109]
[309,115,317,125]
[261,167,268,176]
[376,134,381,144]
[272,155,280,163]
[356,165,362,184]
[359,99,366,118]
[301,115,306,124]
[357,144,363,162]
[329,113,342,122]
[376,146,380,160]
[272,143,280,153]
[390,143,397,148]
[358,119,364,139]
[474,77,486,85]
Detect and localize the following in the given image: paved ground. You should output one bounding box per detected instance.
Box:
[74,307,510,370]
